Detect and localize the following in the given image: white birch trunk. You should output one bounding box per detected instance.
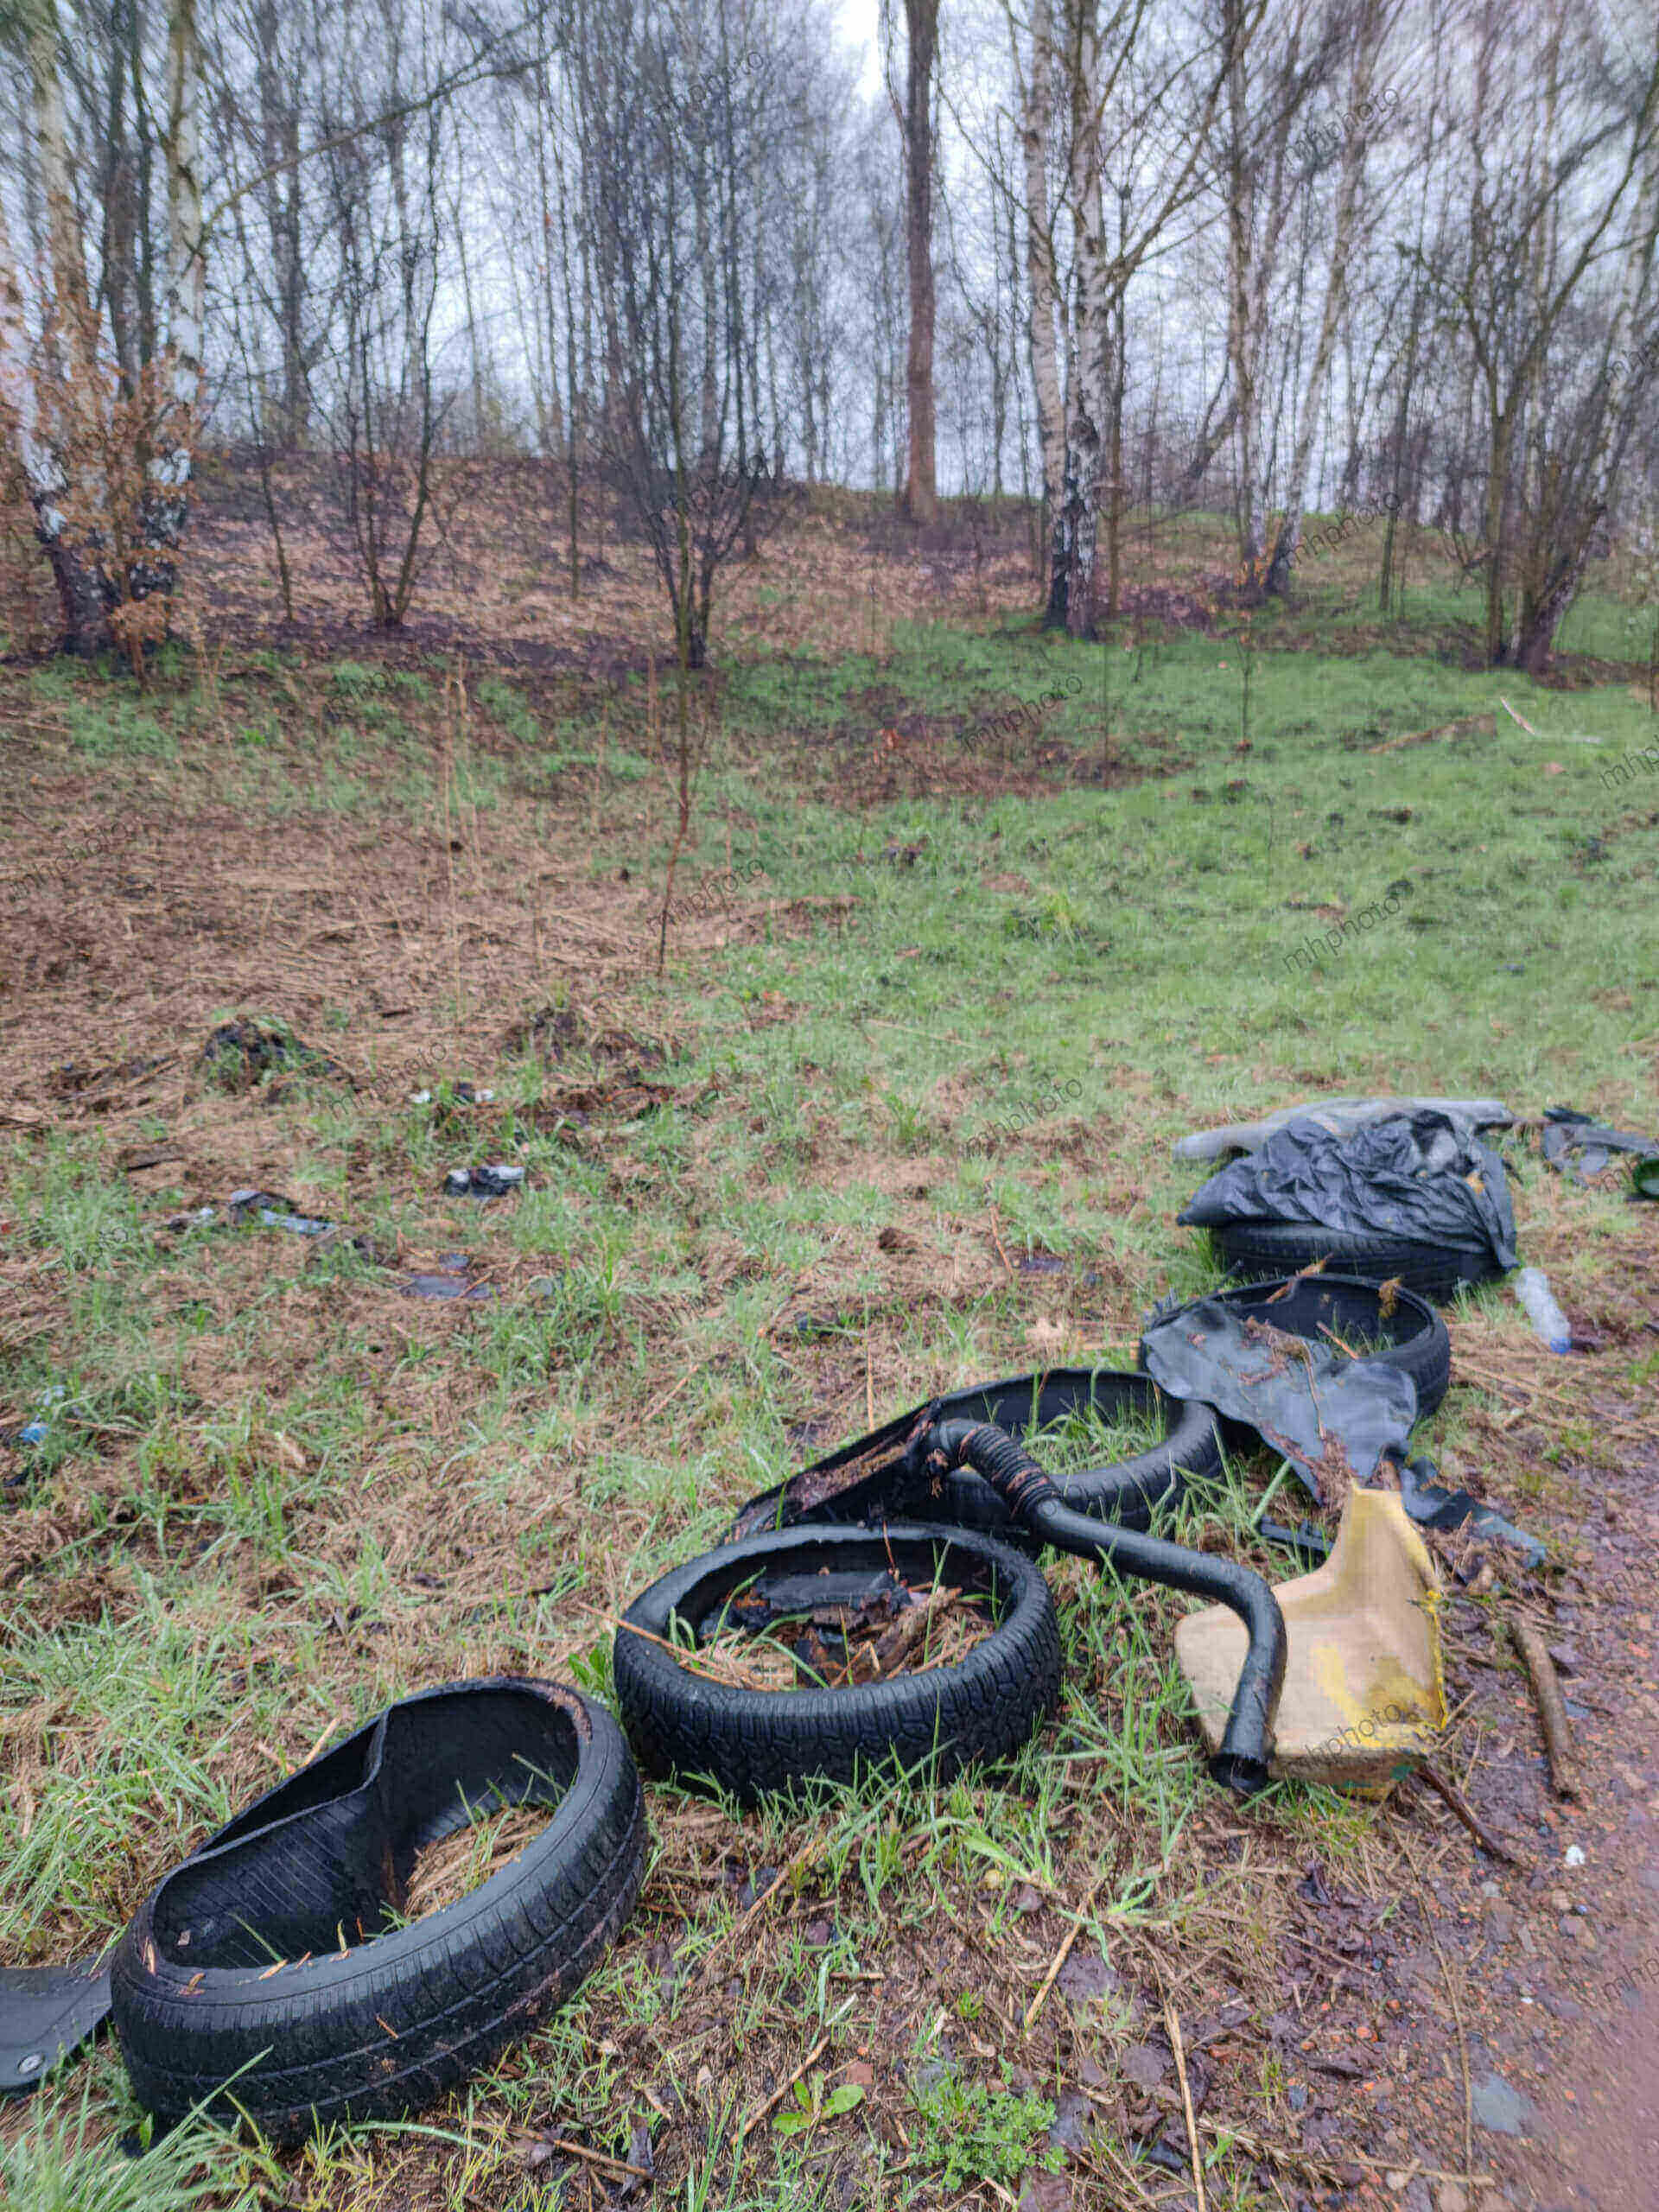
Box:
[1267,24,1384,591]
[1058,0,1112,635]
[0,194,64,532]
[151,0,204,552]
[24,0,119,646]
[1014,0,1067,622]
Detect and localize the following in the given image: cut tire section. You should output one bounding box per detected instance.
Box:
[1142,1273,1451,1426]
[729,1368,1223,1542]
[615,1523,1062,1803]
[109,1679,644,2141]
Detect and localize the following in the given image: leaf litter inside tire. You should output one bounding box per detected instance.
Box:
[395,1802,557,1924]
[685,1570,994,1692]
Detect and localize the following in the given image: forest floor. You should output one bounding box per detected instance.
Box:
[2,479,1658,2212]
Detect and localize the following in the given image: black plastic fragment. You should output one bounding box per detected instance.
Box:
[1394,1452,1546,1569]
[443,1165,525,1198]
[228,1187,336,1236]
[1542,1104,1659,1185]
[0,1962,112,2096]
[1258,1518,1334,1563]
[198,1020,346,1091]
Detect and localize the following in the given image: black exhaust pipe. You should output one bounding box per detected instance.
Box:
[918,1414,1287,1795]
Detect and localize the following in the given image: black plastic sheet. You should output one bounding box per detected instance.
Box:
[1177,1109,1516,1271]
[1140,1297,1417,1501]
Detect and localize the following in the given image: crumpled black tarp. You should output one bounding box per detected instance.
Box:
[1177,1109,1517,1271]
[1140,1297,1417,1501]
[1541,1105,1659,1185]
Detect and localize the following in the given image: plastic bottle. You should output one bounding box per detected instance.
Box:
[1516,1267,1571,1354]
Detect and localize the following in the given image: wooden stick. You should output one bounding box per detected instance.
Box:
[1413,1762,1528,1866]
[1022,1872,1105,2032]
[1498,695,1539,736]
[696,1834,823,1976]
[1513,1618,1584,1799]
[986,1207,1016,1284]
[1419,1887,1474,2182]
[1164,2003,1208,2212]
[544,2137,652,2181]
[739,2030,831,2139]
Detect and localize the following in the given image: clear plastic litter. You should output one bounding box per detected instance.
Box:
[1515,1267,1571,1354]
[411,1084,494,1106]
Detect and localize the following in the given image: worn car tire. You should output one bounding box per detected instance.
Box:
[109,1680,645,2140]
[615,1524,1062,1803]
[1209,1219,1501,1305]
[1142,1273,1451,1425]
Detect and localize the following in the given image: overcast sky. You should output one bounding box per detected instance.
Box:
[839,0,884,96]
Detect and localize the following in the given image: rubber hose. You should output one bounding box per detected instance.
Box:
[923,1416,1287,1795]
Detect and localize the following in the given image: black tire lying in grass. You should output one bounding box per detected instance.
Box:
[614,1524,1062,1804]
[912,1370,1224,1540]
[1210,1218,1501,1306]
[110,1679,644,2141]
[727,1368,1224,1545]
[1142,1273,1451,1427]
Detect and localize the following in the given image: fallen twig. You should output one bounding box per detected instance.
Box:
[1023,1872,1106,2033]
[986,1207,1017,1285]
[543,2137,652,2181]
[1513,1617,1584,1799]
[1498,696,1539,736]
[1419,1885,1474,2181]
[1413,1762,1529,1866]
[696,1833,823,1975]
[738,2030,832,2139]
[1164,2003,1208,2212]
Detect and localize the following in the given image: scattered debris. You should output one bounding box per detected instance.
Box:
[1515,1266,1571,1353]
[160,1192,373,1256]
[443,1165,525,1198]
[228,1188,337,1236]
[198,1020,347,1093]
[1395,1453,1546,1570]
[507,1004,667,1072]
[1541,1103,1659,1184]
[164,1205,218,1230]
[411,1083,495,1105]
[3,1388,63,1456]
[401,1254,495,1302]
